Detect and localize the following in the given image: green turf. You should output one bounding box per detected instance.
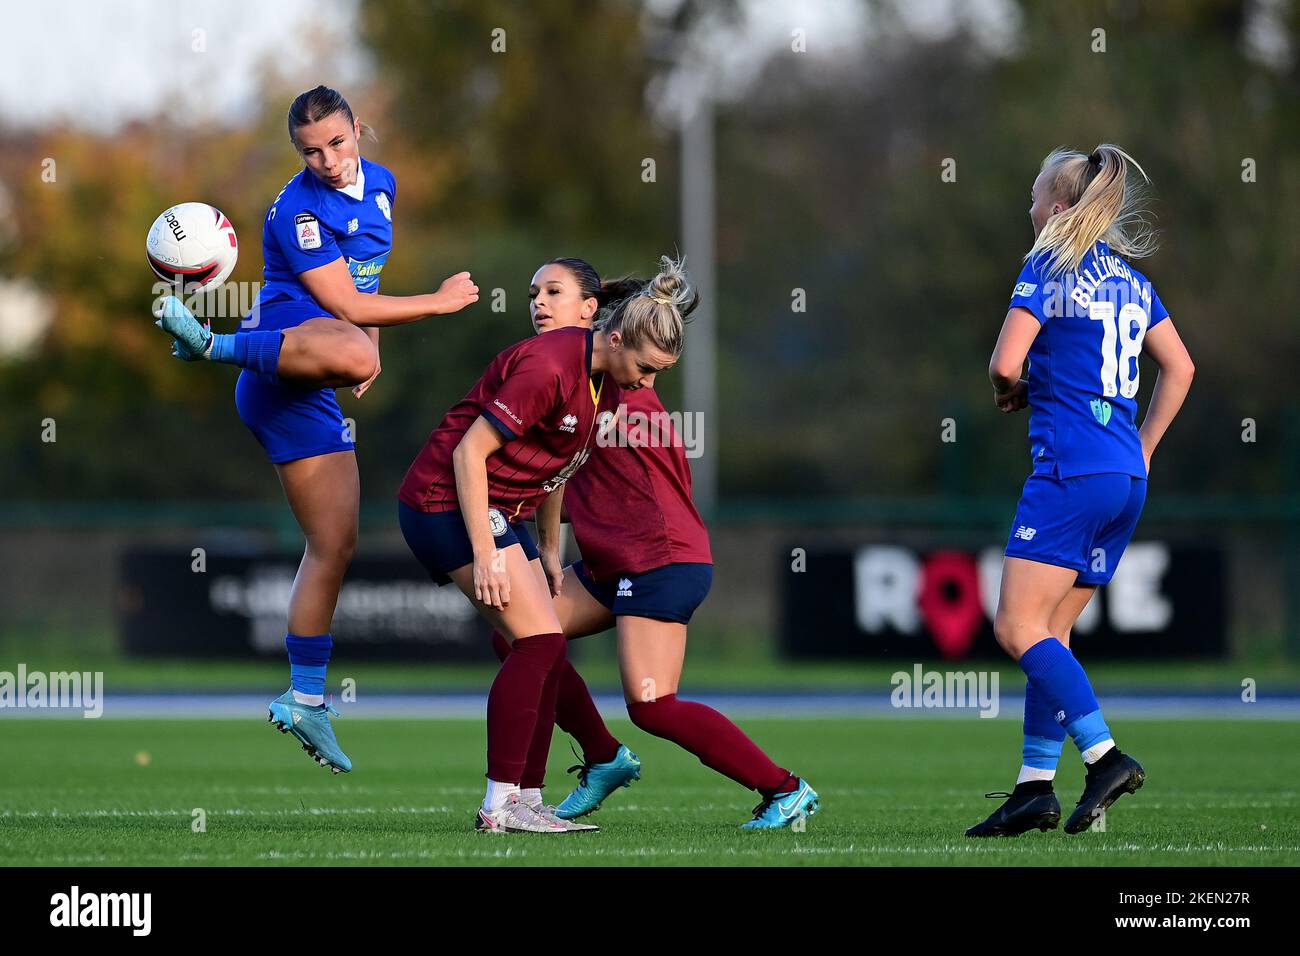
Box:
[2,718,1297,866]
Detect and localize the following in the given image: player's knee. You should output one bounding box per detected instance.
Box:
[992,609,1020,656]
[334,330,377,384]
[626,699,656,732]
[307,532,357,569]
[325,540,357,569]
[626,695,674,734]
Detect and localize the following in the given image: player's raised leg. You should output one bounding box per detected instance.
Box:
[265,449,359,773]
[616,615,817,830]
[156,298,377,388]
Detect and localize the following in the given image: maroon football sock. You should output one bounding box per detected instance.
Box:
[626,693,791,793]
[492,630,622,769]
[485,632,566,783]
[555,659,621,765]
[520,659,562,790]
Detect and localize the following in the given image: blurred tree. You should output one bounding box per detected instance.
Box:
[1,0,1296,504]
[704,0,1299,497]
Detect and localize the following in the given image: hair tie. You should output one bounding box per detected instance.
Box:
[1088,150,1102,168]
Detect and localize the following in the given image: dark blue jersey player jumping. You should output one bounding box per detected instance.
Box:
[969,144,1195,837]
[153,86,478,773]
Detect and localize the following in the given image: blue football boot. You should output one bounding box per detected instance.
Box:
[153,294,212,360]
[740,778,819,830]
[267,690,352,774]
[553,744,641,819]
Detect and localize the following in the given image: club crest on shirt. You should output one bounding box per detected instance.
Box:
[375,192,391,221]
[294,213,321,250]
[488,508,508,537]
[1090,398,1113,426]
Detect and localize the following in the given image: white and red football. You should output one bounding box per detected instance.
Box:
[146,202,238,291]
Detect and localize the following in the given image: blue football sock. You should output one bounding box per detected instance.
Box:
[1022,681,1066,773]
[209,330,283,375]
[285,632,332,698]
[1019,637,1113,757]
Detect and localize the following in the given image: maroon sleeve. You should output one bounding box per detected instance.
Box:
[480,345,566,441]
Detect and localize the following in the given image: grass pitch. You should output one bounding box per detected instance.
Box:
[2,717,1296,866]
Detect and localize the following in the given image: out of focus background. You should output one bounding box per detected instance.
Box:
[2,0,1299,691]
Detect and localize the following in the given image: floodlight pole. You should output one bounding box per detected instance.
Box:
[680,98,718,517]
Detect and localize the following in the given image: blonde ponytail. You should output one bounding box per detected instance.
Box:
[1026,143,1158,278]
[598,255,698,358]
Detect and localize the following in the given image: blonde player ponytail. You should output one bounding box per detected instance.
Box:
[1026,144,1159,278]
[598,255,698,358]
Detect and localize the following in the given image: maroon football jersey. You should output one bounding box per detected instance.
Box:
[564,386,712,580]
[399,327,622,521]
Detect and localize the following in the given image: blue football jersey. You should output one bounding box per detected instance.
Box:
[255,156,395,328]
[1008,240,1169,479]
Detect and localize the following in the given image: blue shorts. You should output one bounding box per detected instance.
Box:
[572,560,713,624]
[1004,473,1147,586]
[233,298,351,464]
[399,501,539,586]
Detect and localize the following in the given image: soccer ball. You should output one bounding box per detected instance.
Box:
[146,202,238,291]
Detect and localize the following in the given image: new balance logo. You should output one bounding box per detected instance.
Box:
[1014,526,1037,541]
[346,218,359,234]
[617,577,633,597]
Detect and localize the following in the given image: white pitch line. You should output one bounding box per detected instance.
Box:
[0,806,460,819]
[6,692,1300,720]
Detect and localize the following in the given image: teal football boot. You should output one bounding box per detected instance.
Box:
[268,690,352,774]
[553,744,641,819]
[153,294,212,360]
[740,778,819,830]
